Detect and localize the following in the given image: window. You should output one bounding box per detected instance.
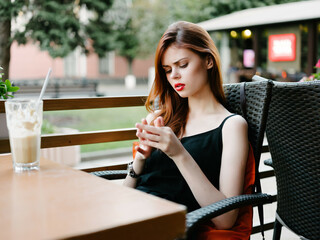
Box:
[64,48,87,78]
[99,52,114,75]
[64,51,77,77]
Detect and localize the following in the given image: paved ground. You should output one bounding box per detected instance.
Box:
[250,153,300,240]
[97,84,149,97]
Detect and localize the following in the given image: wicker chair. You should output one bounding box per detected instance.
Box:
[264,81,320,240]
[91,76,275,239]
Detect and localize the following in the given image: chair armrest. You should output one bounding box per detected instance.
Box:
[264,158,273,168]
[90,170,127,180]
[186,193,275,238]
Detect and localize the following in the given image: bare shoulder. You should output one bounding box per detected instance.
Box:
[222,114,249,159]
[223,114,248,133]
[145,110,161,124]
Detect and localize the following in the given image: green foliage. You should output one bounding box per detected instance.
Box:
[208,0,303,17]
[0,0,306,78]
[168,0,304,23]
[41,119,57,134]
[12,0,114,58]
[113,19,139,63]
[103,0,140,73]
[129,0,304,56]
[169,0,213,23]
[0,0,25,21]
[81,0,115,57]
[0,67,19,99]
[130,0,172,56]
[85,17,115,57]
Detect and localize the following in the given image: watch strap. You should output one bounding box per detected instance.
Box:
[128,161,140,178]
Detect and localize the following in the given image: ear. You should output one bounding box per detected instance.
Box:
[206,55,214,69]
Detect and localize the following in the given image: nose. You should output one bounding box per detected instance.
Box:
[170,67,180,80]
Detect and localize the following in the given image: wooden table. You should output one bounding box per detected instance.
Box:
[0,154,186,240]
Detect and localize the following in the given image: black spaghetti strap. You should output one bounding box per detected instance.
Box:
[219,114,237,129]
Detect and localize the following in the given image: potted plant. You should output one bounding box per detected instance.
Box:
[299,59,320,82]
[0,67,20,138]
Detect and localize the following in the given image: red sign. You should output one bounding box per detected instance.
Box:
[269,33,296,62]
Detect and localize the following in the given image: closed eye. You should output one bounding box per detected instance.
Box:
[180,63,188,68]
[163,68,171,74]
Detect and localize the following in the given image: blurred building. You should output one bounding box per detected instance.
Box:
[198,0,320,82]
[8,1,154,85]
[9,41,154,85]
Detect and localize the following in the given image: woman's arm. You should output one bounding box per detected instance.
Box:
[136,115,248,229]
[123,112,160,188]
[216,115,248,228]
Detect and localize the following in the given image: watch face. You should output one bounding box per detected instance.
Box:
[129,170,136,178]
[128,161,139,178]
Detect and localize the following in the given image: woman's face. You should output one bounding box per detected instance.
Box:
[161,45,212,98]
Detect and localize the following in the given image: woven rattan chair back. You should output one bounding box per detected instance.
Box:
[266,81,320,240]
[223,79,273,178]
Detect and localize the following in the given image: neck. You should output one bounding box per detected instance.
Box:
[188,89,223,117]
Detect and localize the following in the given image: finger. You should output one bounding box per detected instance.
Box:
[136,123,162,135]
[136,148,145,155]
[136,127,145,140]
[136,118,148,139]
[136,131,147,142]
[140,118,152,134]
[136,126,142,134]
[158,116,164,126]
[154,117,161,127]
[136,146,147,155]
[140,139,159,149]
[155,116,164,127]
[137,131,161,142]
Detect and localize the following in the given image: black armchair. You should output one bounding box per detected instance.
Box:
[184,76,274,239]
[265,81,320,240]
[91,76,275,239]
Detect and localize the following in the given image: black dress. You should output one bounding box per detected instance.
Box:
[136,114,236,212]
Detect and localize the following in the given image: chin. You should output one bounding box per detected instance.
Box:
[176,92,188,98]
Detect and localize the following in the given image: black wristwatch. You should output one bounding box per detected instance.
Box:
[127,161,140,178]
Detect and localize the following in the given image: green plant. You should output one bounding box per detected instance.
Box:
[0,67,19,99]
[300,59,320,82]
[41,119,58,134]
[313,59,320,80]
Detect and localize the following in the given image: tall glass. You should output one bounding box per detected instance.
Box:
[5,99,43,172]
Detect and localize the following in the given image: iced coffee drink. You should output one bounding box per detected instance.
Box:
[5,99,43,172]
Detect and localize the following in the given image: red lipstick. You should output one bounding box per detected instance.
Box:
[174,83,185,91]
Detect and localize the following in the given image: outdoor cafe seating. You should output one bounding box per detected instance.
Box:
[1,76,319,239]
[91,77,276,239]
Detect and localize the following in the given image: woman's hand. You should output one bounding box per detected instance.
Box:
[136,116,185,159]
[134,118,154,160]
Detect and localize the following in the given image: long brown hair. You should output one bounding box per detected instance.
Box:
[146,21,225,137]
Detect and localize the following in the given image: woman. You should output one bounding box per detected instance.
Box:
[124,21,251,238]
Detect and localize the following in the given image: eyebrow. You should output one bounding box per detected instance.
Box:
[162,57,188,68]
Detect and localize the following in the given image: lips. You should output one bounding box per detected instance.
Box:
[174,83,185,91]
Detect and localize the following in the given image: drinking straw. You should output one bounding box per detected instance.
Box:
[36,68,52,109]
